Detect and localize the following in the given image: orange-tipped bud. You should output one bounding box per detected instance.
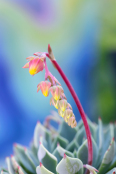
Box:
[37,81,51,97]
[50,86,64,100]
[50,97,59,109]
[58,99,67,112]
[29,58,44,76]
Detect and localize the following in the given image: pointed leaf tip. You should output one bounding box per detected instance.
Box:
[40,162,42,167]
[63,153,66,159]
[13,143,17,147]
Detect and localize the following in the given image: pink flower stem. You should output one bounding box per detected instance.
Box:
[44,59,55,85]
[47,57,93,165]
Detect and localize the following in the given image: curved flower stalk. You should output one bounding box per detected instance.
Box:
[23,45,92,166]
[23,51,77,128]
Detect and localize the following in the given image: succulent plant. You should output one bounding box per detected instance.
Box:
[1,45,116,174]
[0,112,116,174]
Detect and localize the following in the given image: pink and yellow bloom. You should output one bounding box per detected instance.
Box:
[50,86,64,100]
[64,109,73,122]
[58,99,68,112]
[29,58,44,76]
[50,97,59,109]
[37,81,51,97]
[68,116,77,128]
[23,54,45,76]
[58,108,65,118]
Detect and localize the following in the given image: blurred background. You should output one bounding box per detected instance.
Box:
[0,0,116,165]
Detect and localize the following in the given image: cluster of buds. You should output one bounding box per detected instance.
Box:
[23,51,77,128]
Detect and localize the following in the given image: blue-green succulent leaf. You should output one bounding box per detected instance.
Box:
[6,158,15,174]
[53,144,74,163]
[98,138,115,174]
[96,118,104,168]
[103,124,114,155]
[52,135,69,152]
[34,122,51,151]
[75,127,86,146]
[38,143,57,174]
[66,140,79,153]
[106,168,116,174]
[14,144,36,173]
[77,137,98,166]
[56,155,83,174]
[59,121,77,142]
[36,164,54,174]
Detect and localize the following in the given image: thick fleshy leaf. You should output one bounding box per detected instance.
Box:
[66,139,79,153]
[106,168,116,174]
[25,149,39,167]
[52,135,69,152]
[56,155,83,174]
[77,137,98,166]
[77,119,83,130]
[75,127,86,146]
[83,164,98,174]
[103,123,114,155]
[87,118,97,142]
[36,164,54,174]
[6,158,15,174]
[96,118,104,168]
[11,156,26,174]
[53,144,74,163]
[98,138,115,174]
[38,143,57,174]
[114,123,116,143]
[34,122,51,151]
[59,121,77,142]
[109,148,116,170]
[14,144,36,173]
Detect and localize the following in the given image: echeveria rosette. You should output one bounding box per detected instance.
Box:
[1,113,116,174]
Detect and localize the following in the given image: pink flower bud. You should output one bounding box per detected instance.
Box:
[68,116,77,128]
[50,97,59,109]
[58,99,67,112]
[29,58,45,76]
[37,81,51,97]
[58,108,65,117]
[50,86,64,100]
[64,109,73,122]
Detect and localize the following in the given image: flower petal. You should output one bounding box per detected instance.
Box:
[29,59,44,76]
[50,86,64,100]
[50,97,59,109]
[58,99,67,112]
[38,81,51,97]
[22,62,29,68]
